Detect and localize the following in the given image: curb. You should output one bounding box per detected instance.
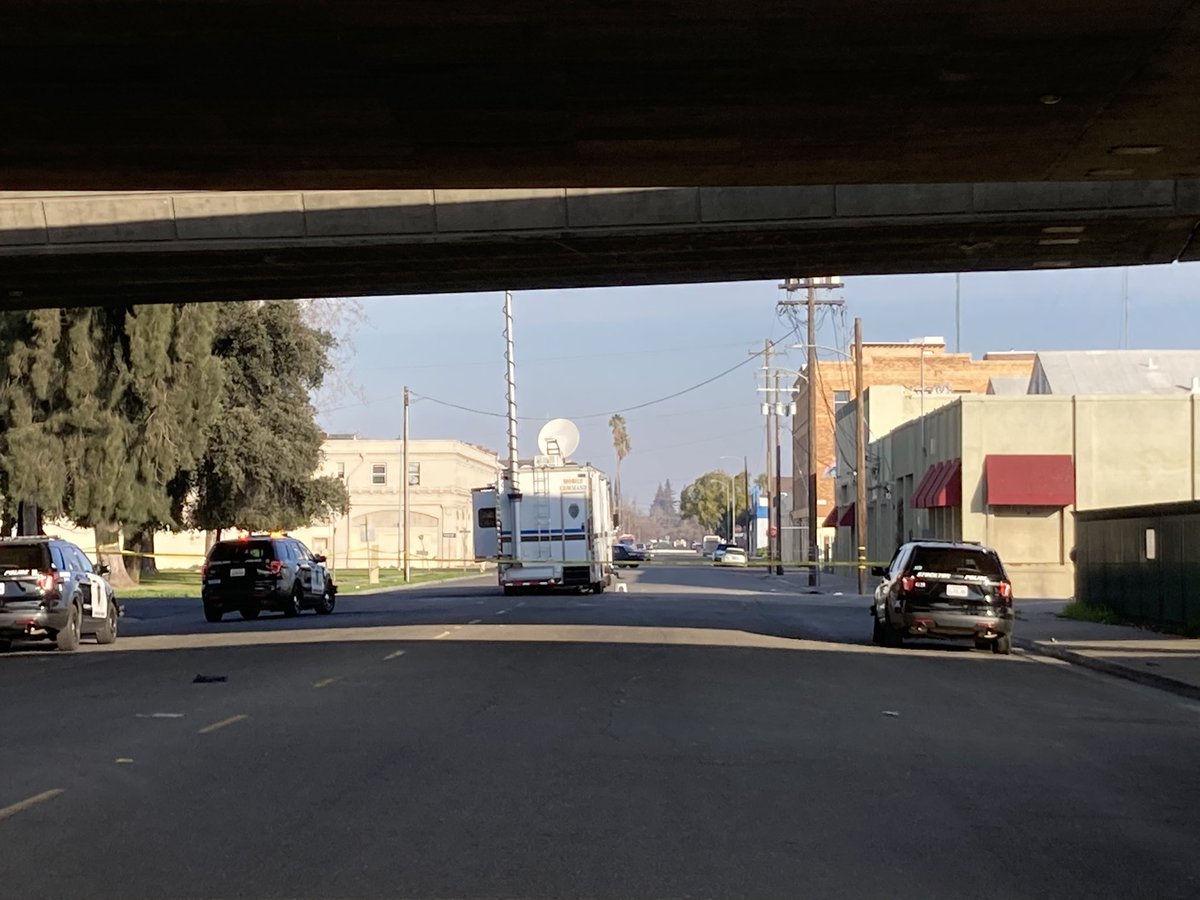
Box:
[1014,637,1200,702]
[338,572,491,597]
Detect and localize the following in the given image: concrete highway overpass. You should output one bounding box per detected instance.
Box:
[2,2,1198,190]
[1,184,1197,306]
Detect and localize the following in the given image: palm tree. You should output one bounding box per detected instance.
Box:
[609,414,631,515]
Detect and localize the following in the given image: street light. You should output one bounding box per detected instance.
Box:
[718,456,740,542]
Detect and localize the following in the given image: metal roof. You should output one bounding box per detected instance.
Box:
[1029,350,1200,395]
[986,376,1031,395]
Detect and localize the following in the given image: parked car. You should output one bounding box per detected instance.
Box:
[612,544,647,568]
[870,540,1014,653]
[0,536,119,651]
[202,533,336,622]
[636,543,655,561]
[711,543,730,563]
[716,545,748,568]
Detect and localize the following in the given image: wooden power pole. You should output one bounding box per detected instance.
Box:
[855,318,868,594]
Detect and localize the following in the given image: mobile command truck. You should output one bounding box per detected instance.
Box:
[473,460,614,595]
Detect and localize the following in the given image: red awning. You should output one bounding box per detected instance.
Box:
[837,503,856,527]
[822,507,839,527]
[912,459,962,509]
[985,454,1075,506]
[912,461,943,508]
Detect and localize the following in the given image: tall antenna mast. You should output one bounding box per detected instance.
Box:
[503,290,519,482]
[1121,268,1130,349]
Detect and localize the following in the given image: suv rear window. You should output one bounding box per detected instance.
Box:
[908,546,1003,579]
[208,541,275,563]
[0,544,50,574]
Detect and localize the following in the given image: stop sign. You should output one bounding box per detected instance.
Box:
[768,526,778,538]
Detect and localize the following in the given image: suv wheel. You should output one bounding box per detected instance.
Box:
[56,601,81,651]
[882,618,904,648]
[871,616,885,646]
[314,583,335,615]
[95,602,118,645]
[992,634,1012,655]
[204,604,224,623]
[283,584,303,617]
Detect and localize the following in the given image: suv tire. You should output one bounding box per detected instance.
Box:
[204,604,224,623]
[871,616,885,646]
[992,634,1012,655]
[56,601,81,651]
[283,584,303,617]
[95,602,118,644]
[314,583,335,615]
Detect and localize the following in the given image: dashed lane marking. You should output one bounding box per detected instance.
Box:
[384,649,407,660]
[0,789,64,822]
[197,714,248,735]
[468,619,482,625]
[313,676,342,688]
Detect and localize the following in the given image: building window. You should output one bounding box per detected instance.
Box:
[833,390,851,408]
[372,463,387,485]
[1144,528,1157,561]
[335,462,345,479]
[407,462,421,486]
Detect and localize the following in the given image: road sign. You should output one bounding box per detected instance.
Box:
[768,526,778,538]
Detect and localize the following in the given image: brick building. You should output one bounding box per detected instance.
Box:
[786,338,1036,562]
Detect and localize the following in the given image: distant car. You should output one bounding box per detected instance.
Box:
[716,545,748,568]
[870,540,1014,654]
[612,544,647,568]
[0,536,119,651]
[202,534,336,622]
[690,542,701,551]
[636,543,655,561]
[711,543,731,563]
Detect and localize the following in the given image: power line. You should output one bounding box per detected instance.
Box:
[412,337,786,422]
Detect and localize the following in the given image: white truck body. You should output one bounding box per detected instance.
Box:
[472,460,614,592]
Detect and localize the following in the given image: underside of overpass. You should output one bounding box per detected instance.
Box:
[3,2,1199,190]
[1,183,1197,306]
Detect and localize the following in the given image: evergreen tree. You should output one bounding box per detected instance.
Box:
[173,301,348,533]
[0,305,224,585]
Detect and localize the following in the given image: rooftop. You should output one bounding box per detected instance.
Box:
[1030,350,1200,395]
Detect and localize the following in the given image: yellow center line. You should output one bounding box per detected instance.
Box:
[0,789,64,822]
[312,676,342,688]
[197,714,248,735]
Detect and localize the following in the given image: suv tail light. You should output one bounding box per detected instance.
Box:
[199,563,208,580]
[269,560,284,576]
[996,580,1013,600]
[37,571,57,592]
[900,575,917,593]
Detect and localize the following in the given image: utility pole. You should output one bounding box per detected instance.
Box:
[402,385,411,583]
[742,456,750,551]
[954,273,961,354]
[779,277,844,587]
[854,318,868,594]
[759,338,774,566]
[774,371,785,575]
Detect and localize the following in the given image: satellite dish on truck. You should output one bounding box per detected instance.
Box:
[537,418,580,462]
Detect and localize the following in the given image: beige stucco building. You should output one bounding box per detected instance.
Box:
[45,437,499,572]
[830,391,1200,598]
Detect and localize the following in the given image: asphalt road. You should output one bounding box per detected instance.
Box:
[3,563,1199,899]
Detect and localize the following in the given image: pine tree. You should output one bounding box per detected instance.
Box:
[0,305,225,585]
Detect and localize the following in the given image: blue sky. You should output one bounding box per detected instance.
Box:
[317,262,1200,505]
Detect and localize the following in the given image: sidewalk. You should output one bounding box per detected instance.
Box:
[1016,600,1200,700]
[759,567,866,596]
